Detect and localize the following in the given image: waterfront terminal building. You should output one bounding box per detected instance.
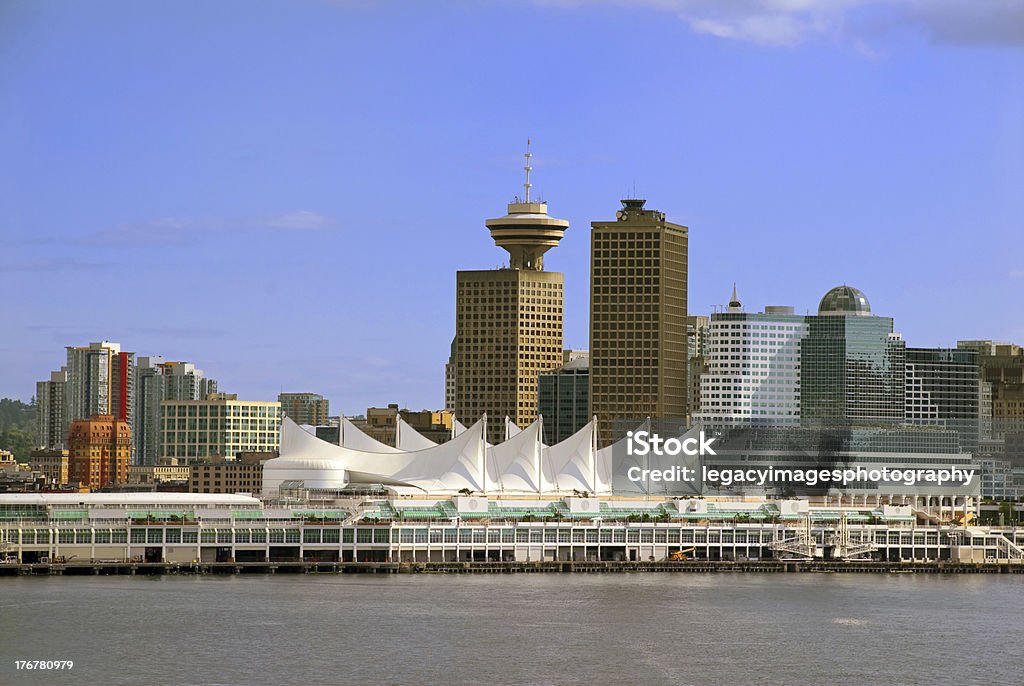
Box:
[1,418,1015,566]
[1,492,1021,566]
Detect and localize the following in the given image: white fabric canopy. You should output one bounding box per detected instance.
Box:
[486,418,543,493]
[596,417,650,495]
[265,414,634,497]
[542,421,600,494]
[396,415,438,451]
[504,416,521,441]
[453,418,468,436]
[264,416,486,496]
[340,417,403,453]
[453,417,493,448]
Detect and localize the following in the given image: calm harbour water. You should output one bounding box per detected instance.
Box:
[1,573,1021,686]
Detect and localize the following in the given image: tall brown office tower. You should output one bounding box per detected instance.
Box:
[590,199,688,447]
[454,145,567,445]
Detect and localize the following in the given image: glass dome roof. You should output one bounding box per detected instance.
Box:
[818,285,871,316]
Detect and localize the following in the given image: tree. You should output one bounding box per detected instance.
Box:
[0,427,34,462]
[0,398,35,434]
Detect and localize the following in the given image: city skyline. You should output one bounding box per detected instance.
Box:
[3,6,1024,684]
[2,1,1022,414]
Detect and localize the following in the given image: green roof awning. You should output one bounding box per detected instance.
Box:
[50,510,89,520]
[128,511,194,519]
[231,511,266,519]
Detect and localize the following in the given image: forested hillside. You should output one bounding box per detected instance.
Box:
[0,398,36,461]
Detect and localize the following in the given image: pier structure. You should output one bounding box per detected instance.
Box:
[1,493,1022,572]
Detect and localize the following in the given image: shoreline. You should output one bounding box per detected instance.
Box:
[3,559,1023,576]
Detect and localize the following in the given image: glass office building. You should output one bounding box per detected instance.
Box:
[905,348,981,451]
[800,286,906,425]
[538,357,589,445]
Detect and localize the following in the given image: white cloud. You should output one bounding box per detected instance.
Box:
[81,211,338,246]
[266,210,337,231]
[533,0,1024,47]
[0,258,113,272]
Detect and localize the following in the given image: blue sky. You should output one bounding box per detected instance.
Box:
[1,0,1022,414]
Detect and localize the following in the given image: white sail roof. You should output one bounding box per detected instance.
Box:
[597,417,651,495]
[487,418,543,493]
[453,417,493,448]
[504,416,521,440]
[396,415,438,451]
[266,414,641,497]
[265,416,487,495]
[341,417,403,453]
[542,420,599,494]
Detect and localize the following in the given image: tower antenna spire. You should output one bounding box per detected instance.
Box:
[524,138,532,203]
[728,282,742,312]
[487,136,566,271]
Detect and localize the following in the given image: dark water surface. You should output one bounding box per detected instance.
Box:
[1,573,1020,685]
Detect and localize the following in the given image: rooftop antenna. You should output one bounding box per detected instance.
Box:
[523,138,532,203]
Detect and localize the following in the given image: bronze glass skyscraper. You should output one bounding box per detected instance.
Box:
[589,199,688,447]
[453,147,567,445]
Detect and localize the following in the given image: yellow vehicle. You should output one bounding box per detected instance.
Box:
[669,547,696,561]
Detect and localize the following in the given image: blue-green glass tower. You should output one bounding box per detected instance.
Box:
[800,285,906,425]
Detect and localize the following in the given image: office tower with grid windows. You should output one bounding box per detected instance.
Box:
[686,314,710,419]
[589,198,688,447]
[453,145,567,445]
[957,340,1022,498]
[160,394,281,464]
[444,337,457,411]
[278,392,329,426]
[538,353,589,445]
[958,340,1024,441]
[691,290,807,429]
[904,347,980,451]
[35,368,68,450]
[136,358,219,466]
